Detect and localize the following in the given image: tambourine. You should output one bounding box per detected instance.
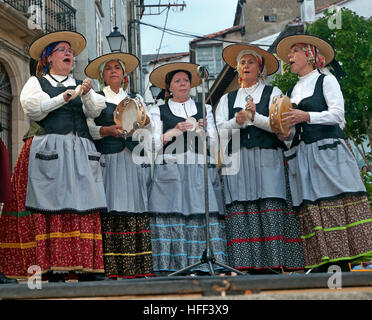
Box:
[269,94,292,136]
[113,96,150,139]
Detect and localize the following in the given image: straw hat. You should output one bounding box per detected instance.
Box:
[276,34,335,65]
[29,31,86,60]
[85,52,139,79]
[222,43,279,75]
[150,62,206,89]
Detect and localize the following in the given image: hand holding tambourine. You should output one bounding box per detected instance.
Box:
[269,95,293,136]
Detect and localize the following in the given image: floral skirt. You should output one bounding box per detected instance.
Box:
[0,138,104,278]
[298,194,372,269]
[225,198,304,271]
[101,213,153,278]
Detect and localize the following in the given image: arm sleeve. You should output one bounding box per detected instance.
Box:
[215,94,242,130]
[86,117,103,140]
[20,77,66,121]
[146,107,163,154]
[81,89,107,118]
[205,104,218,146]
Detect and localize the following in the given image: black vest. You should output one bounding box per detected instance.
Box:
[93,92,139,154]
[227,86,286,153]
[287,74,347,147]
[159,101,204,154]
[36,77,92,140]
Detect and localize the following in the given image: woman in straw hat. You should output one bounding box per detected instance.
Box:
[276,34,372,272]
[147,62,227,275]
[215,44,304,273]
[1,31,107,282]
[85,53,153,279]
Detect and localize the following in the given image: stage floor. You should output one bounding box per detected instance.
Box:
[1,272,372,300]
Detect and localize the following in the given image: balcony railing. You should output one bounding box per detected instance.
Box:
[1,0,76,32]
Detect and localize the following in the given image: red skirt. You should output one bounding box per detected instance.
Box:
[0,138,104,278]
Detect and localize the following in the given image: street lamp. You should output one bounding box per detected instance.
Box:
[106,26,126,52]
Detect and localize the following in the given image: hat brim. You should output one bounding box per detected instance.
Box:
[149,62,206,89]
[222,44,279,75]
[276,34,335,65]
[29,31,86,60]
[84,52,139,79]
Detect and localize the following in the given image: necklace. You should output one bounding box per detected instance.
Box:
[182,102,189,118]
[243,81,260,102]
[48,73,69,87]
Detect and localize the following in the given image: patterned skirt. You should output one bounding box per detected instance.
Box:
[0,138,104,278]
[285,139,372,269]
[298,194,372,269]
[149,212,228,273]
[101,213,153,278]
[225,198,304,271]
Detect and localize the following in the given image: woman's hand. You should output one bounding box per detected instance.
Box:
[245,100,256,121]
[63,89,75,102]
[81,78,93,95]
[174,121,195,133]
[275,130,291,141]
[281,109,310,128]
[235,109,249,126]
[99,125,123,138]
[161,121,194,144]
[197,118,207,130]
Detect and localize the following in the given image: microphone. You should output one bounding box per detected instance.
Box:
[197,66,208,80]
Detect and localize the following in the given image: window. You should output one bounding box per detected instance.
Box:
[0,63,12,155]
[264,15,277,22]
[195,45,223,79]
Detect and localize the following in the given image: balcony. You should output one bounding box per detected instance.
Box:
[1,0,76,32]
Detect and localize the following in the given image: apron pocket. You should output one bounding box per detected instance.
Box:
[88,151,103,182]
[31,150,59,180]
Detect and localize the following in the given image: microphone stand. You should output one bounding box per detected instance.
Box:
[168,66,245,277]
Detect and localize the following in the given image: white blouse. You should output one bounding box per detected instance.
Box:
[148,98,218,159]
[215,82,283,133]
[289,69,345,129]
[20,74,106,122]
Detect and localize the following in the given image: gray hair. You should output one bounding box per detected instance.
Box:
[236,49,267,82]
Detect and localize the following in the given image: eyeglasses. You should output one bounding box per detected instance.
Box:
[52,46,74,55]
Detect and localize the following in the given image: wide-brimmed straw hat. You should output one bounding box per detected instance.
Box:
[29,31,86,60]
[222,43,279,75]
[276,34,335,65]
[85,52,139,79]
[150,62,206,89]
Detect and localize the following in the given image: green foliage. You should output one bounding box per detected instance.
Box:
[270,63,298,94]
[306,8,372,147]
